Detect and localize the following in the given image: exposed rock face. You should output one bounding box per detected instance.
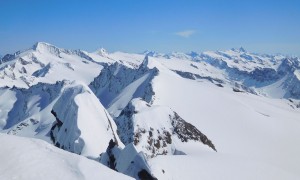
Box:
[249,68,279,82]
[115,99,217,158]
[50,110,65,148]
[138,169,158,180]
[0,51,23,64]
[106,139,117,171]
[171,112,217,151]
[173,70,224,84]
[100,141,157,180]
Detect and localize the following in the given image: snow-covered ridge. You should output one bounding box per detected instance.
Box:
[115,98,216,158]
[50,81,122,158]
[1,42,300,99]
[89,56,158,114]
[1,42,300,180]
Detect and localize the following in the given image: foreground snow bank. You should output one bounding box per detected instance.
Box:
[0,133,132,180]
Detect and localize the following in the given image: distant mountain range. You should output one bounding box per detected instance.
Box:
[0,42,300,180]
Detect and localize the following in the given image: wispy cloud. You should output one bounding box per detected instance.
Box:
[174,30,196,38]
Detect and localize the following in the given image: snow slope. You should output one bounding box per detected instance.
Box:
[0,133,132,180]
[149,152,299,180]
[147,60,300,179]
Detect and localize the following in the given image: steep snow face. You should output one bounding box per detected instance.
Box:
[0,133,132,180]
[0,80,123,158]
[0,81,64,139]
[90,58,157,117]
[50,81,122,158]
[115,98,216,158]
[0,89,17,128]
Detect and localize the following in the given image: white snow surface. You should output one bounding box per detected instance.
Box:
[0,133,132,180]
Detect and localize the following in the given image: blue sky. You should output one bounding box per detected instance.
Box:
[0,0,300,55]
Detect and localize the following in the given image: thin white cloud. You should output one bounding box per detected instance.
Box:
[175,30,196,38]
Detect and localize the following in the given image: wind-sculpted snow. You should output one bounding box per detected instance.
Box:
[50,81,122,158]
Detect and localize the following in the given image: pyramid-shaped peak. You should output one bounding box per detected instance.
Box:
[33,42,56,50]
[32,42,65,57]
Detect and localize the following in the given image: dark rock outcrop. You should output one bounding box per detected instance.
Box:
[171,112,217,151]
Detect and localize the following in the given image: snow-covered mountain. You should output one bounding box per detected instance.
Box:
[1,42,300,180]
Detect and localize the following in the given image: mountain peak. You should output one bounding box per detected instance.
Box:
[95,48,108,57]
[32,42,63,56]
[231,47,246,53]
[33,42,55,51]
